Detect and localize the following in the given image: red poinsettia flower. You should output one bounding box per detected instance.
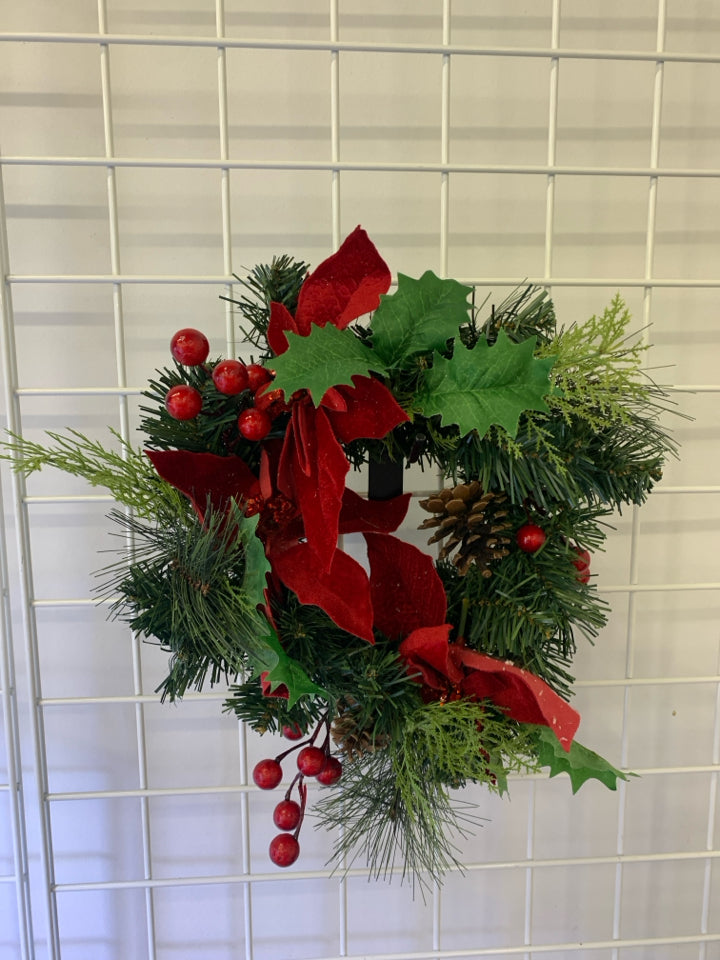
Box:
[364,532,580,751]
[266,226,409,573]
[147,445,411,645]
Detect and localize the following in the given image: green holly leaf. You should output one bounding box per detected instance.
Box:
[271,323,388,405]
[536,726,634,794]
[370,271,472,366]
[251,628,327,708]
[237,511,271,610]
[415,329,556,439]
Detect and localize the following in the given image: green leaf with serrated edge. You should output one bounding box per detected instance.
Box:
[237,510,271,610]
[270,323,387,405]
[415,330,556,439]
[251,628,327,708]
[370,271,472,366]
[536,726,634,793]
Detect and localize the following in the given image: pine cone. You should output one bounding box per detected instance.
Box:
[419,481,511,577]
[331,701,390,761]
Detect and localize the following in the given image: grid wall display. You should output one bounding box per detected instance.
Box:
[1,1,719,958]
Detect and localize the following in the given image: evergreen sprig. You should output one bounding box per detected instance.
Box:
[100,502,271,701]
[1,428,183,520]
[314,700,539,892]
[221,255,309,360]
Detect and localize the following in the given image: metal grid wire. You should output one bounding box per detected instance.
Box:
[0,1,719,958]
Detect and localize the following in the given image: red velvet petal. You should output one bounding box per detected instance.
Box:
[295,226,391,331]
[277,405,349,573]
[146,450,259,521]
[326,376,410,444]
[456,649,580,751]
[365,533,447,640]
[260,671,290,700]
[267,301,310,357]
[272,543,375,643]
[399,625,463,690]
[338,488,411,535]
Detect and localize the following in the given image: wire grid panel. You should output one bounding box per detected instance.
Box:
[0,1,719,958]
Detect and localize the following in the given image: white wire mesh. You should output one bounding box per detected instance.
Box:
[0,1,719,958]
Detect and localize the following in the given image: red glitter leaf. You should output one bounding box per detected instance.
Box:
[272,543,375,643]
[365,533,447,640]
[399,625,462,690]
[146,449,259,521]
[456,648,580,751]
[326,375,410,444]
[338,488,411,535]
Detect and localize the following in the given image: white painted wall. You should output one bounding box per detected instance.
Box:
[0,3,719,959]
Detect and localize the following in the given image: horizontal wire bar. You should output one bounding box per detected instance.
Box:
[42,762,720,804]
[24,495,114,504]
[2,30,720,65]
[301,932,720,960]
[0,874,21,884]
[29,582,720,609]
[9,273,720,290]
[37,674,720,710]
[4,153,720,180]
[51,848,720,894]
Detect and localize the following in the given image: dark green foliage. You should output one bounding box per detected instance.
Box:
[100,503,271,701]
[314,700,539,891]
[221,255,309,360]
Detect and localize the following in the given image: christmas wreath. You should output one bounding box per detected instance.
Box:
[6,226,677,888]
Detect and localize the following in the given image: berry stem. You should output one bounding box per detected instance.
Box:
[293,779,308,840]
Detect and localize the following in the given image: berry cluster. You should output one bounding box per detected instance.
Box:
[163,327,286,442]
[252,718,343,868]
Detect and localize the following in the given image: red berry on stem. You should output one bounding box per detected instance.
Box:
[212,359,248,395]
[297,745,327,777]
[252,758,283,790]
[246,364,273,393]
[170,328,210,366]
[273,799,302,831]
[269,833,300,868]
[516,523,546,554]
[316,756,342,786]
[238,407,272,441]
[282,724,303,741]
[165,384,203,420]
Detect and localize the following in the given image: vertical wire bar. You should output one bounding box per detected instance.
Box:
[611,3,666,955]
[215,3,254,954]
[0,229,34,957]
[97,4,157,956]
[0,161,61,959]
[432,6,453,952]
[216,0,236,355]
[329,6,349,953]
[330,0,341,249]
[699,649,720,960]
[543,0,561,286]
[438,0,451,280]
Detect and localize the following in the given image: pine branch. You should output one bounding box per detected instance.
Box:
[221,255,309,360]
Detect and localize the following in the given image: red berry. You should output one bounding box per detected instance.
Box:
[269,833,300,868]
[273,799,302,831]
[516,523,546,553]
[297,745,326,777]
[165,384,202,420]
[238,407,272,441]
[212,359,248,395]
[573,548,591,569]
[316,756,342,786]
[282,724,303,741]
[252,758,282,790]
[246,364,273,393]
[170,328,210,366]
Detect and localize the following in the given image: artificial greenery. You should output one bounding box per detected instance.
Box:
[1,226,680,890]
